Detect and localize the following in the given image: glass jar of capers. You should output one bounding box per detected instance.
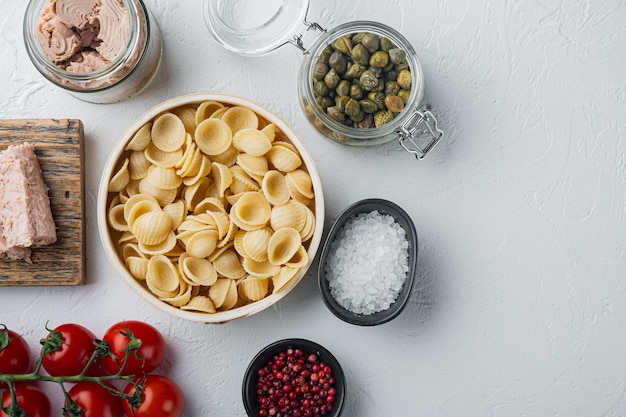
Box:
[204,1,443,159]
[298,21,442,158]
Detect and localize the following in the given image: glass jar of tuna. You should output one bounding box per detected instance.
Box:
[204,0,442,159]
[23,0,162,104]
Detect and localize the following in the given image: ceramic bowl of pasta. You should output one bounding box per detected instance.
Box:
[97,93,324,323]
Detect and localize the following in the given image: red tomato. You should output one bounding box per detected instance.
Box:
[122,375,184,417]
[41,323,97,377]
[64,382,124,417]
[1,384,51,417]
[0,327,32,389]
[101,321,164,376]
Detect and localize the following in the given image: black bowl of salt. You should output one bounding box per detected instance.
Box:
[317,198,418,326]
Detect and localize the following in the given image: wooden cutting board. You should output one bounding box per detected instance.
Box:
[0,119,85,286]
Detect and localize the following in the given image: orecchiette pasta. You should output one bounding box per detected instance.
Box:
[106,100,317,314]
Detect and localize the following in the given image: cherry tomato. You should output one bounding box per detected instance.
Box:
[1,384,51,417]
[0,327,32,389]
[64,382,124,417]
[41,323,97,377]
[101,321,164,376]
[122,375,184,417]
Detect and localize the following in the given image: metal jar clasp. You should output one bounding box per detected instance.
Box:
[396,109,443,160]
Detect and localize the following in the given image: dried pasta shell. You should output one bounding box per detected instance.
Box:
[267,227,301,266]
[204,211,231,240]
[213,249,246,279]
[108,203,129,232]
[181,295,216,313]
[147,166,183,190]
[118,231,137,245]
[125,197,161,229]
[108,158,130,192]
[242,258,280,279]
[299,205,316,242]
[195,100,224,125]
[182,155,212,186]
[182,177,212,212]
[237,153,268,179]
[165,242,186,258]
[225,192,245,206]
[125,179,141,197]
[261,170,290,206]
[122,242,146,259]
[232,128,272,157]
[231,192,271,231]
[139,179,177,206]
[162,199,186,230]
[272,140,298,153]
[233,230,249,259]
[218,220,238,248]
[171,106,197,134]
[221,106,259,134]
[144,142,183,168]
[261,123,276,142]
[161,282,193,307]
[185,229,219,259]
[285,245,309,269]
[230,166,260,194]
[266,145,302,172]
[195,118,233,156]
[125,256,149,280]
[177,218,213,232]
[146,255,180,298]
[209,278,231,308]
[139,231,177,256]
[182,256,218,286]
[238,276,270,301]
[175,138,196,170]
[241,227,272,262]
[211,145,239,167]
[132,211,172,245]
[270,200,307,232]
[129,150,151,180]
[221,279,239,310]
[151,112,186,152]
[211,162,233,197]
[210,107,230,119]
[177,146,203,178]
[286,169,314,199]
[193,197,226,215]
[125,122,152,151]
[272,266,299,293]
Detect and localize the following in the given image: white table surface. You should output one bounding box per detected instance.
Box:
[2,1,626,415]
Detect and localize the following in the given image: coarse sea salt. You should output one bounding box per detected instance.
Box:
[325,210,409,315]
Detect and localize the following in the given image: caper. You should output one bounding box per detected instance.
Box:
[335,95,350,112]
[384,95,405,113]
[352,32,366,44]
[395,61,410,72]
[316,95,334,109]
[313,79,330,97]
[397,69,412,89]
[372,78,385,93]
[324,68,341,89]
[384,70,399,82]
[359,99,378,114]
[333,37,353,54]
[380,37,395,52]
[388,48,407,65]
[383,61,395,73]
[344,98,361,117]
[349,84,363,100]
[313,62,329,80]
[328,51,347,74]
[317,45,333,64]
[326,106,345,122]
[374,110,394,127]
[350,43,370,66]
[368,66,383,78]
[367,92,386,110]
[361,33,380,53]
[335,79,351,97]
[370,51,389,68]
[354,113,374,129]
[345,63,366,79]
[349,111,366,123]
[384,80,400,96]
[359,70,379,91]
[397,89,411,104]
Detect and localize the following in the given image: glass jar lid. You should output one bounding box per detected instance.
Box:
[204,0,311,56]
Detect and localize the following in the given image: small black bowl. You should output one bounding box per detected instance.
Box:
[317,198,418,326]
[242,338,346,417]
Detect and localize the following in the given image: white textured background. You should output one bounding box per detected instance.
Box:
[2,0,626,415]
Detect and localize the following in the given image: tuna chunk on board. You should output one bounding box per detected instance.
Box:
[0,225,32,263]
[0,142,57,249]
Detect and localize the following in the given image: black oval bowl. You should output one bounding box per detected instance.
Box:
[242,338,346,417]
[318,198,418,326]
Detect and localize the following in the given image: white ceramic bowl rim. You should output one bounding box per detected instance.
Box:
[97,92,325,323]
